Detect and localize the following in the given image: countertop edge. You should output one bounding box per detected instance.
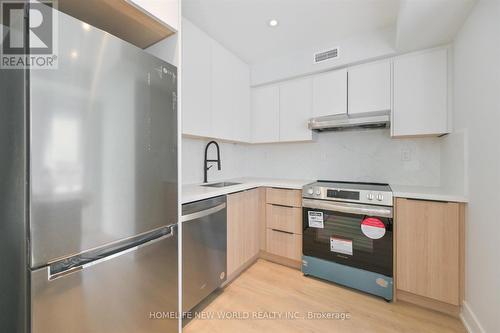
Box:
[392,192,468,203]
[183,180,469,204]
[182,178,312,204]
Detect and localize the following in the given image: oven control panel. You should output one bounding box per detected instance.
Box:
[327,189,360,200]
[302,182,393,207]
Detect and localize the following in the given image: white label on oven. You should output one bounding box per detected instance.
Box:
[308,211,324,228]
[330,237,353,256]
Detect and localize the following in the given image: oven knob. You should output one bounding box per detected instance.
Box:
[307,188,314,195]
[367,193,374,200]
[376,193,384,201]
[315,189,321,196]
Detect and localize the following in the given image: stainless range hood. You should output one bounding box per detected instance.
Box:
[308,112,390,131]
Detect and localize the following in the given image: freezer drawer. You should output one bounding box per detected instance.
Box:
[182,196,227,312]
[31,226,178,333]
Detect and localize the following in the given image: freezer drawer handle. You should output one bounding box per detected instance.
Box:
[181,203,226,222]
[47,225,175,281]
[48,266,83,280]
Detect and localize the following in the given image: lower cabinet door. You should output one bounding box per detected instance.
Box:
[227,189,261,278]
[396,198,460,305]
[227,191,245,277]
[266,228,302,261]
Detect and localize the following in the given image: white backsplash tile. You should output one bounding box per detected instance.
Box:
[182,129,442,186]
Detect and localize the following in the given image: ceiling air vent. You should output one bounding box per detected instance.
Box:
[314,48,339,64]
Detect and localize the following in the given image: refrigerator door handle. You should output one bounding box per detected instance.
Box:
[47,226,175,281]
[181,203,226,223]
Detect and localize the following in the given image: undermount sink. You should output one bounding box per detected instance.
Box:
[202,182,242,188]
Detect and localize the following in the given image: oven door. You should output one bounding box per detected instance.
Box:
[302,199,393,277]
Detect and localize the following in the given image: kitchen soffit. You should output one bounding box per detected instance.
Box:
[182,0,399,64]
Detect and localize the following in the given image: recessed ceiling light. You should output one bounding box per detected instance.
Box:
[268,19,279,27]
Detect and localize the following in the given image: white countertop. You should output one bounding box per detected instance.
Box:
[390,184,468,203]
[182,177,313,204]
[182,178,468,204]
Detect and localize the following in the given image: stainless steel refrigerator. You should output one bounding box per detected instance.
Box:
[0,6,178,333]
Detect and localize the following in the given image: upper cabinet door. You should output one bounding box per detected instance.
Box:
[392,48,450,137]
[211,40,250,142]
[129,0,179,31]
[312,69,347,118]
[251,85,280,143]
[348,60,391,115]
[182,19,212,137]
[279,78,313,142]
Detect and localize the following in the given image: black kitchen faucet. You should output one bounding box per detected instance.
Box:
[204,141,221,183]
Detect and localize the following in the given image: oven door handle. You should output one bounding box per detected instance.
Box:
[302,199,393,218]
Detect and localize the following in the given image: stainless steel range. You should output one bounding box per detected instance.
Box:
[301,181,394,301]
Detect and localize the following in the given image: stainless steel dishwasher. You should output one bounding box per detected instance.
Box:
[181,196,227,312]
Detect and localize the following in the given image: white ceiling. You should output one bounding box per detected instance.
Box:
[396,0,478,52]
[183,0,400,64]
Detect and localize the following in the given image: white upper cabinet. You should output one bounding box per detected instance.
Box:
[312,69,348,118]
[348,60,391,115]
[183,21,450,143]
[392,47,451,137]
[251,85,280,143]
[182,19,250,142]
[182,19,212,137]
[130,0,179,31]
[279,78,314,142]
[211,40,250,142]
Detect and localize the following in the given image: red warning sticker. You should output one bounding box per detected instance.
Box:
[361,217,386,239]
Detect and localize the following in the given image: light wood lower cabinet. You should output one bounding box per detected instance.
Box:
[257,188,267,252]
[395,198,464,314]
[227,188,261,278]
[266,204,302,234]
[266,187,302,207]
[262,188,303,266]
[266,229,302,261]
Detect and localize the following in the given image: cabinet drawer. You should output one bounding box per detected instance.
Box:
[266,229,302,261]
[266,188,302,207]
[266,204,302,234]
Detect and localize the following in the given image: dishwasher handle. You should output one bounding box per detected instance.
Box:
[181,203,226,222]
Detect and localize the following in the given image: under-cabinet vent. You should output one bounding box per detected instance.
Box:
[314,48,339,63]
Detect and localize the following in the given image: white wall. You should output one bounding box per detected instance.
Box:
[445,1,500,332]
[131,0,179,31]
[183,129,442,187]
[250,27,396,86]
[395,0,477,52]
[146,34,180,66]
[440,129,467,196]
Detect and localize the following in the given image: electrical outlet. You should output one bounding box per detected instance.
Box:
[401,148,412,162]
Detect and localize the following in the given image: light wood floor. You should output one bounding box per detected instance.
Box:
[184,259,466,333]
